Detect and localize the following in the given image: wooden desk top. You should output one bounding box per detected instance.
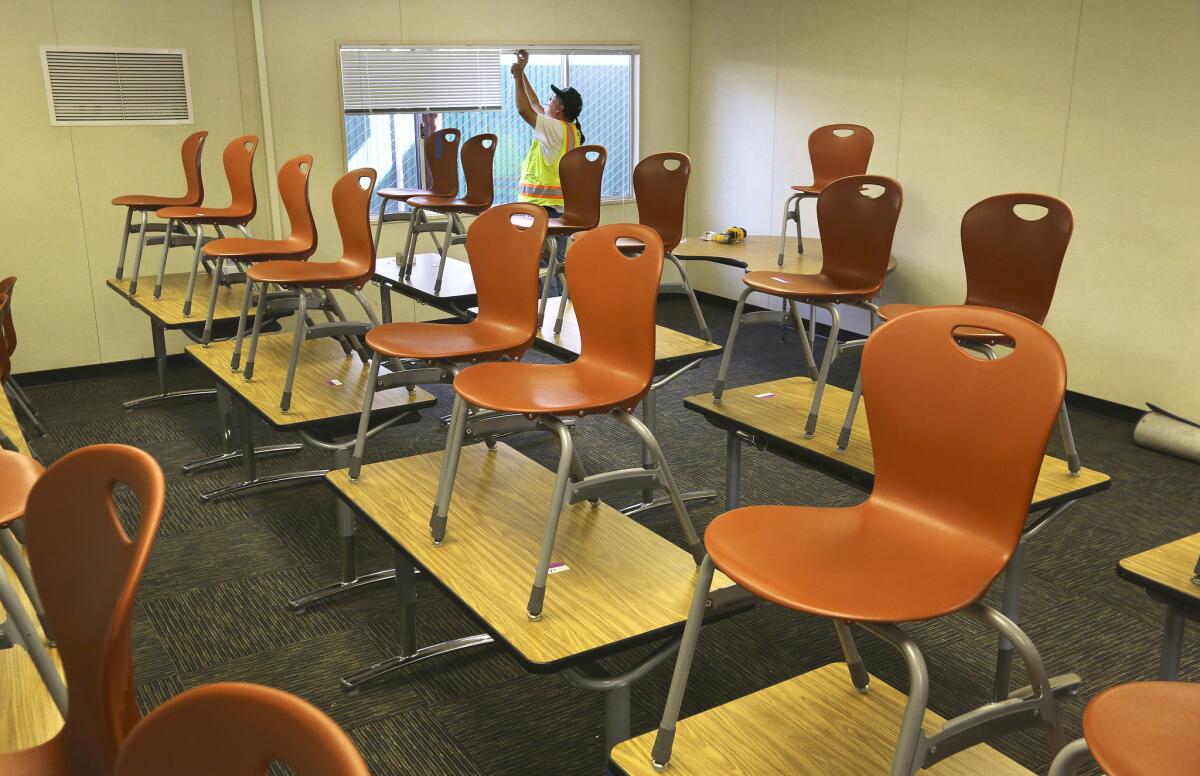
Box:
[0,389,29,455]
[534,296,722,372]
[374,253,477,309]
[610,662,1029,775]
[107,273,246,330]
[686,376,1111,512]
[1119,532,1200,609]
[673,235,898,275]
[328,442,740,670]
[186,335,436,430]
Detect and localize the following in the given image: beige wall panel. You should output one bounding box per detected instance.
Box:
[1057,0,1200,415]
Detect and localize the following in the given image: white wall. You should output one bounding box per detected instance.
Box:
[687,0,1200,417]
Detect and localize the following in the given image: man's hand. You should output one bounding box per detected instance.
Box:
[516,49,529,68]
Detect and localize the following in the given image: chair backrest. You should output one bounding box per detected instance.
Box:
[469,203,548,352]
[221,135,259,221]
[961,193,1074,324]
[863,306,1066,562]
[426,127,461,197]
[0,276,16,359]
[24,444,165,776]
[277,154,317,255]
[567,224,664,409]
[178,130,207,207]
[0,291,10,384]
[816,175,902,290]
[331,167,377,288]
[808,124,874,189]
[559,145,607,227]
[113,683,370,776]
[633,152,690,253]
[461,133,498,207]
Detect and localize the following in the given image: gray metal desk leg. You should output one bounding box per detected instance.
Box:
[123,319,217,409]
[181,384,302,473]
[379,282,393,324]
[1160,607,1185,681]
[725,430,741,511]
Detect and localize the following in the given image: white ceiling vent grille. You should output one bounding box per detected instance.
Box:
[41,46,193,126]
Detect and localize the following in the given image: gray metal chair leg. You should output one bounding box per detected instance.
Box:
[0,528,49,638]
[242,281,271,381]
[349,353,381,481]
[0,570,66,714]
[1047,738,1092,776]
[7,378,37,416]
[116,207,134,279]
[552,275,571,336]
[712,287,753,401]
[1058,401,1081,475]
[667,253,712,342]
[230,279,255,372]
[832,620,870,692]
[372,208,386,261]
[127,210,150,294]
[837,370,864,452]
[804,302,841,438]
[526,418,576,621]
[429,394,470,545]
[153,218,178,297]
[537,243,559,327]
[788,300,819,379]
[777,192,802,267]
[432,210,455,292]
[200,256,225,346]
[181,226,206,317]
[650,554,715,771]
[6,384,44,438]
[279,290,308,413]
[401,207,422,276]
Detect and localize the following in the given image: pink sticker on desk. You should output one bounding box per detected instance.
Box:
[755,392,776,399]
[547,562,570,575]
[326,379,343,387]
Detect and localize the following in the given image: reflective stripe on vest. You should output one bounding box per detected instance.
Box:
[519,119,581,206]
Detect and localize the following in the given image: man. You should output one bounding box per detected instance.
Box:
[511,49,584,289]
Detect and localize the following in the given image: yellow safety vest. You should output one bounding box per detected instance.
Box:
[518,119,581,207]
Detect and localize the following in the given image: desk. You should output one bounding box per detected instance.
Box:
[685,376,1111,701]
[673,234,898,275]
[374,253,477,321]
[610,663,1029,775]
[1119,532,1200,680]
[328,442,749,750]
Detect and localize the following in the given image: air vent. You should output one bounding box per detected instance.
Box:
[41,46,193,126]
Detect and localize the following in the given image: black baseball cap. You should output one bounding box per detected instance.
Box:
[551,85,582,119]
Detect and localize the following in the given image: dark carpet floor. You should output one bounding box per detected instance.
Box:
[18,296,1200,775]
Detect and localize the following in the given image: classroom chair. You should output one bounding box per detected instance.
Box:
[350,202,548,479]
[0,449,60,711]
[238,168,380,414]
[435,224,702,621]
[778,123,873,262]
[714,175,902,438]
[0,278,45,437]
[374,127,461,258]
[1048,681,1200,776]
[0,444,164,776]
[652,306,1069,774]
[837,193,1082,474]
[113,683,370,776]
[402,133,498,290]
[536,145,607,335]
[111,130,207,286]
[154,135,259,316]
[201,154,318,347]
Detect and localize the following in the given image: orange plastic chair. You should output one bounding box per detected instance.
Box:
[434,224,702,621]
[198,154,318,346]
[652,306,1069,774]
[349,202,547,479]
[112,131,207,284]
[0,444,164,776]
[778,124,873,261]
[536,145,608,334]
[374,127,461,259]
[153,135,259,315]
[1048,681,1200,776]
[714,175,902,438]
[0,277,45,436]
[235,168,379,414]
[837,194,1081,471]
[113,683,370,776]
[402,133,498,290]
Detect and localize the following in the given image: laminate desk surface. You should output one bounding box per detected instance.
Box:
[672,235,898,275]
[610,663,1030,775]
[374,253,477,309]
[108,273,245,329]
[328,442,739,670]
[186,335,435,430]
[1119,532,1200,607]
[686,376,1111,511]
[0,390,29,455]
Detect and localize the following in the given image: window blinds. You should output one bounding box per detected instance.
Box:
[339,47,503,114]
[41,47,192,125]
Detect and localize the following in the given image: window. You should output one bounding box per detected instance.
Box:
[341,46,638,218]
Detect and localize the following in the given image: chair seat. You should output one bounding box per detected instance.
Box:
[704,503,1008,622]
[879,303,1014,345]
[547,218,596,236]
[246,259,365,288]
[155,205,253,225]
[377,187,434,201]
[112,194,198,210]
[789,184,822,194]
[0,735,71,774]
[203,237,313,261]
[407,195,489,214]
[366,320,531,362]
[0,451,44,526]
[1084,682,1200,776]
[743,270,880,302]
[454,361,646,416]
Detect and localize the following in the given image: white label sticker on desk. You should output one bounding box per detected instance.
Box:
[326,379,343,387]
[771,276,792,283]
[755,392,776,399]
[547,562,570,575]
